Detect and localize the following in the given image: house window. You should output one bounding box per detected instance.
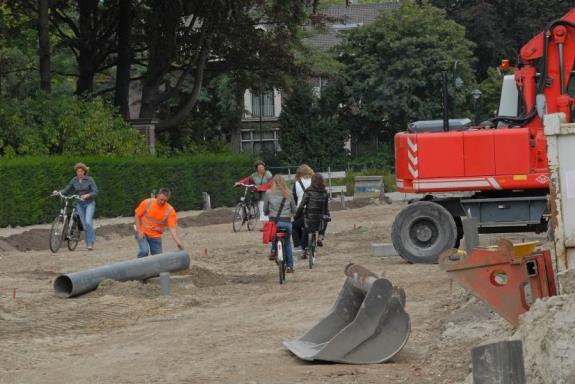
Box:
[251,90,275,117]
[240,129,281,153]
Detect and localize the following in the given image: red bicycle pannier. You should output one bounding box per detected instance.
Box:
[262,221,277,244]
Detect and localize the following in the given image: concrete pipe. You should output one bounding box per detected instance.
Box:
[54,251,190,298]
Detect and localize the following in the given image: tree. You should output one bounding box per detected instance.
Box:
[279,80,349,169]
[138,0,309,133]
[113,0,132,118]
[430,0,574,79]
[38,0,50,92]
[337,0,476,140]
[0,93,144,157]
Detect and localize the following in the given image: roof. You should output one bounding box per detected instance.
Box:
[303,3,400,51]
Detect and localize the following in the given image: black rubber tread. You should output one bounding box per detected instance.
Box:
[49,215,65,253]
[67,217,81,251]
[391,201,457,264]
[247,204,258,231]
[277,239,285,284]
[232,203,245,232]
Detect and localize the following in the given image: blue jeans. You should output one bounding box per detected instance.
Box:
[137,234,163,258]
[272,221,293,268]
[76,200,96,246]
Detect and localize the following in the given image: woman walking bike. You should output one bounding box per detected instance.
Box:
[49,192,83,252]
[263,175,296,277]
[54,162,98,250]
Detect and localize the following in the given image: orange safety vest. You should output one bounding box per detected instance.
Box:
[140,198,173,236]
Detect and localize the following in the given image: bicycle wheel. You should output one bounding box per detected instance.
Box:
[309,233,316,269]
[232,203,245,232]
[67,216,81,251]
[247,203,258,231]
[49,215,65,253]
[277,238,285,284]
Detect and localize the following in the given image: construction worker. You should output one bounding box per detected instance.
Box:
[134,188,184,258]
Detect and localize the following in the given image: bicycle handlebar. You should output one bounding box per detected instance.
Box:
[235,183,257,188]
[52,191,82,200]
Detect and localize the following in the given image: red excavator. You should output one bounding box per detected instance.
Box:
[392,8,575,263]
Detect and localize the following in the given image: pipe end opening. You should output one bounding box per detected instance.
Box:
[54,275,73,298]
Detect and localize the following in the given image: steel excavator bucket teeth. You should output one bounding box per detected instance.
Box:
[284,264,410,364]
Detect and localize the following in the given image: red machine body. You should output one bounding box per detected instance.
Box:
[395,8,575,194]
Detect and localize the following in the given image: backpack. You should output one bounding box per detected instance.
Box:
[293,179,305,205]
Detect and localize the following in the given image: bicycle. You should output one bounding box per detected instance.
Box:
[303,220,327,269]
[49,192,83,253]
[272,228,289,284]
[232,183,259,232]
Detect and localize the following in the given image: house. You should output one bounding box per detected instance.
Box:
[231,2,400,155]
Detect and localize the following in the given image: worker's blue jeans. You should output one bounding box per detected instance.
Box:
[137,234,163,258]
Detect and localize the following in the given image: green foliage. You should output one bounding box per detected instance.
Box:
[294,46,345,78]
[0,154,255,227]
[430,0,574,80]
[156,74,243,155]
[337,0,477,136]
[0,93,145,157]
[278,80,350,170]
[0,3,37,97]
[478,67,506,119]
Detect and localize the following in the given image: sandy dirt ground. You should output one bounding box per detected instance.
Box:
[0,200,544,384]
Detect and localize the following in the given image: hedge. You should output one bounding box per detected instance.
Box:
[0,154,256,227]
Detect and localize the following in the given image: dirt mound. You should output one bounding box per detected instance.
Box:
[185,265,228,287]
[89,279,160,298]
[179,208,234,227]
[0,209,234,253]
[330,197,372,211]
[86,279,202,307]
[2,228,51,251]
[515,294,575,384]
[97,223,135,239]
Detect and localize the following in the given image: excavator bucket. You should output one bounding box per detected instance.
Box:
[283,264,410,364]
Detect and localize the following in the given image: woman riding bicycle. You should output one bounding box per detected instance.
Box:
[235,160,273,222]
[54,162,98,250]
[263,175,296,273]
[295,173,330,252]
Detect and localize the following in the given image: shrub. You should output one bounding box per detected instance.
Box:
[0,93,145,157]
[0,154,255,227]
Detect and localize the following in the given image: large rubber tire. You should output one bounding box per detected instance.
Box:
[49,215,65,253]
[392,201,457,264]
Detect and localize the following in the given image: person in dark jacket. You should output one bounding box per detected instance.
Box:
[295,173,330,255]
[54,162,98,250]
[291,164,314,252]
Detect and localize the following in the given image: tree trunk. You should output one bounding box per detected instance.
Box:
[138,0,182,119]
[114,0,132,118]
[38,0,51,93]
[75,0,99,95]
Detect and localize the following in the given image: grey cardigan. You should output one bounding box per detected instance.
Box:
[263,190,296,222]
[60,176,98,201]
